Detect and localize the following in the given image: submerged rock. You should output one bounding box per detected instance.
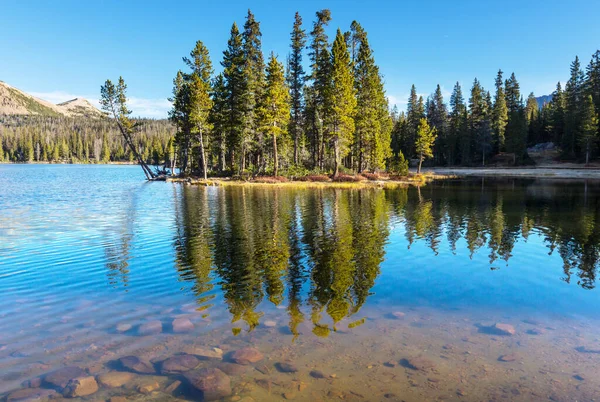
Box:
[43,366,87,390]
[231,347,264,365]
[310,370,326,379]
[215,362,249,376]
[137,379,160,394]
[403,356,436,371]
[115,323,132,333]
[172,317,194,333]
[498,354,518,362]
[276,362,298,373]
[118,356,155,374]
[264,320,277,327]
[62,376,99,397]
[97,371,136,388]
[161,354,200,374]
[392,311,406,319]
[6,388,57,402]
[491,323,516,336]
[138,321,162,336]
[184,368,231,401]
[184,346,223,360]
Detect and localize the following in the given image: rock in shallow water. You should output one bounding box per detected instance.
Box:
[118,356,155,374]
[6,388,57,402]
[276,362,298,373]
[403,356,436,371]
[115,323,132,333]
[172,317,194,333]
[498,354,518,362]
[184,346,223,360]
[97,371,136,388]
[43,366,87,390]
[184,368,231,401]
[138,320,162,336]
[161,354,200,374]
[492,323,516,336]
[231,347,264,365]
[62,376,99,397]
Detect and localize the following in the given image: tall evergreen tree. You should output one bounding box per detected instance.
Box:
[492,70,508,152]
[449,82,467,165]
[210,73,228,171]
[287,12,306,165]
[469,79,492,165]
[307,9,332,169]
[564,56,585,158]
[184,40,214,180]
[586,51,600,138]
[327,29,356,176]
[549,82,566,146]
[405,85,424,158]
[504,73,527,162]
[427,85,448,164]
[221,23,246,172]
[259,53,291,176]
[580,94,599,164]
[241,10,266,172]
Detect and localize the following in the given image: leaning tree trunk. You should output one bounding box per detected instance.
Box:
[417,153,423,174]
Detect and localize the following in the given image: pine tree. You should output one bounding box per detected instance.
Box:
[427,85,448,164]
[492,70,508,152]
[221,23,246,172]
[525,92,540,145]
[210,73,228,171]
[564,56,585,158]
[184,40,214,180]
[504,73,527,162]
[580,94,599,164]
[405,85,423,158]
[241,10,265,172]
[353,28,390,172]
[449,82,467,165]
[469,79,492,165]
[287,12,306,165]
[307,9,332,169]
[259,53,290,176]
[586,51,600,138]
[415,118,437,173]
[327,29,356,176]
[549,82,566,145]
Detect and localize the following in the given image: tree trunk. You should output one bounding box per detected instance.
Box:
[417,153,423,174]
[198,129,207,180]
[273,130,278,177]
[333,136,340,177]
[293,124,299,166]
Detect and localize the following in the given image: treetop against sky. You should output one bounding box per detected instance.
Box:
[1,0,599,118]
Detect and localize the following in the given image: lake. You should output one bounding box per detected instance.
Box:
[1,164,600,401]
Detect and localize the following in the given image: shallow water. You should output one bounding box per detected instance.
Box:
[2,165,600,401]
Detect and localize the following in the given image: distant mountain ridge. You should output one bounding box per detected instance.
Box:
[536,94,553,109]
[0,81,103,118]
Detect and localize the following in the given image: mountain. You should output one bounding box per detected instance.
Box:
[536,94,553,109]
[0,81,102,118]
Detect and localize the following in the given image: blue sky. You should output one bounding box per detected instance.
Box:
[1,0,599,118]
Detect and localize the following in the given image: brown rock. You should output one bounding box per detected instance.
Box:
[97,371,136,388]
[138,321,162,336]
[215,362,249,376]
[6,388,57,402]
[498,354,518,362]
[164,380,182,393]
[283,391,297,399]
[118,356,155,374]
[231,347,264,365]
[137,380,159,394]
[276,362,298,373]
[184,346,223,360]
[492,323,516,336]
[108,397,128,402]
[404,356,435,371]
[62,376,99,397]
[172,318,194,333]
[161,354,200,374]
[21,377,42,388]
[183,368,231,401]
[44,366,87,390]
[310,370,326,379]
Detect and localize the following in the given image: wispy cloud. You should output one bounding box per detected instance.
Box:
[28,90,171,119]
